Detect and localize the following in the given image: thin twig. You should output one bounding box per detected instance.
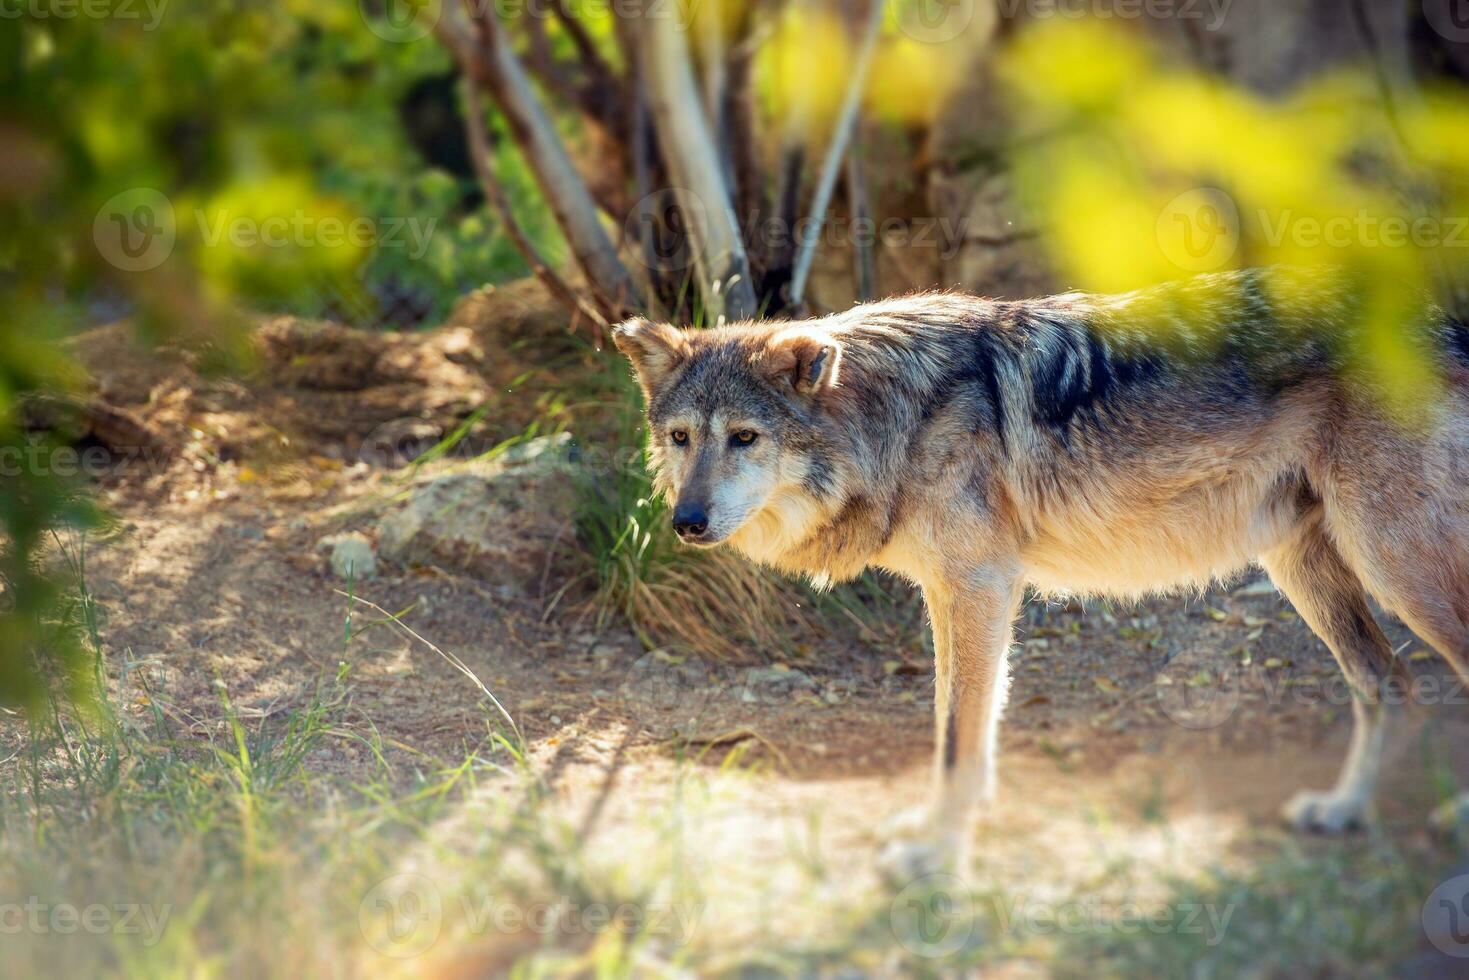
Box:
[681,726,793,772]
[441,0,643,320]
[335,590,522,745]
[551,0,621,97]
[788,0,884,310]
[845,137,876,302]
[460,76,609,343]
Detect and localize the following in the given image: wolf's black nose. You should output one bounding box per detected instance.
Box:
[672,504,708,539]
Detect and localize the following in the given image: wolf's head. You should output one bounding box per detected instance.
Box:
[613,318,843,548]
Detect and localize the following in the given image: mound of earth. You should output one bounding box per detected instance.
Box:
[56,277,605,504]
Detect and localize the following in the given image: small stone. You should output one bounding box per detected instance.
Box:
[327,533,377,581]
[1233,578,1278,597]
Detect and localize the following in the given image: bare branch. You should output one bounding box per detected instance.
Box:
[725,16,769,279]
[846,139,876,302]
[460,77,609,343]
[789,0,884,311]
[550,0,621,92]
[437,0,643,319]
[698,0,733,189]
[517,9,628,137]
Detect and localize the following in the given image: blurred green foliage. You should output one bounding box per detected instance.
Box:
[0,1,566,705]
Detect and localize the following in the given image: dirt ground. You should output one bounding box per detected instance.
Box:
[46,288,1469,971]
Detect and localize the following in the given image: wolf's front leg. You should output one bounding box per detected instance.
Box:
[879,564,1022,883]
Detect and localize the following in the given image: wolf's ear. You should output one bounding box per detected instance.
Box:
[612,318,690,398]
[761,330,842,396]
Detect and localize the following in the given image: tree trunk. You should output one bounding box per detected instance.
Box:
[635,3,758,322]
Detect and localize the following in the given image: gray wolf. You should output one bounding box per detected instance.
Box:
[613,267,1469,879]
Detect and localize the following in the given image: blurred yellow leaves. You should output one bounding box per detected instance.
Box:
[1002,12,1147,110]
[1000,18,1469,424]
[756,7,854,127]
[866,35,969,124]
[754,0,993,133]
[191,175,369,303]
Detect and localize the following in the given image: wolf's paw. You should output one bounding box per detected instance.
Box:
[879,805,934,841]
[1282,790,1368,833]
[876,806,960,885]
[877,836,958,885]
[1429,793,1469,834]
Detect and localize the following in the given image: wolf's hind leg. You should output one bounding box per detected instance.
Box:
[1318,449,1469,830]
[1260,510,1409,833]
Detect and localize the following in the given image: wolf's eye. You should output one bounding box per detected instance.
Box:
[731,430,758,447]
[670,429,689,446]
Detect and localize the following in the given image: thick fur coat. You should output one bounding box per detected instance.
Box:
[615,268,1469,876]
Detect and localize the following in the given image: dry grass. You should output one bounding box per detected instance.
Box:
[0,548,1458,978]
[556,363,819,663]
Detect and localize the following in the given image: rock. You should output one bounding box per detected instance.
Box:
[375,433,577,590]
[733,666,816,705]
[323,532,377,581]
